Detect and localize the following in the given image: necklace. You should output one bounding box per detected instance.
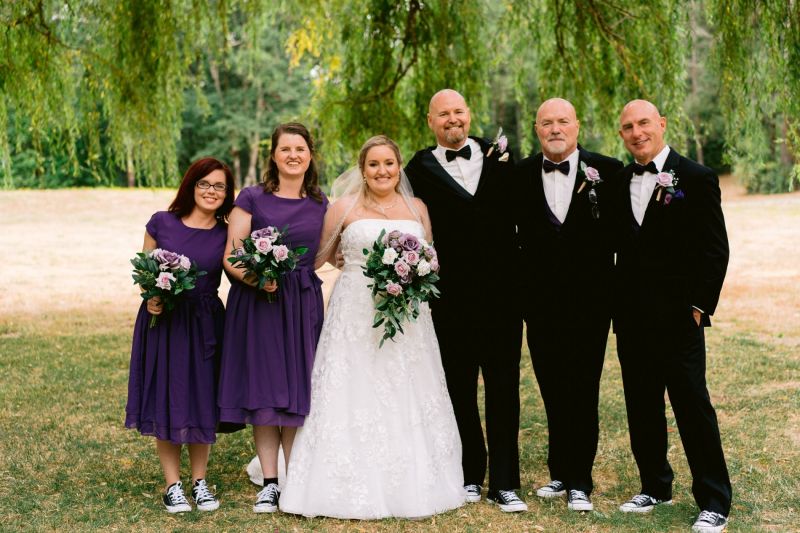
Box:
[370,195,400,217]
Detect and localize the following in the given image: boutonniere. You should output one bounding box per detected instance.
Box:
[576,161,602,194]
[486,127,509,162]
[655,170,679,203]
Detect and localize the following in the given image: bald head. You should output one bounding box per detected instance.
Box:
[427,89,471,149]
[535,98,580,162]
[619,99,667,164]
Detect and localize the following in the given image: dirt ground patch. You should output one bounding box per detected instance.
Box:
[0,178,798,341]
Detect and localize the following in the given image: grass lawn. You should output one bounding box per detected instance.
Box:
[1,184,798,531]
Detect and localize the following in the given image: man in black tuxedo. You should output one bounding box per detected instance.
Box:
[405,89,526,513]
[516,98,622,512]
[612,99,731,533]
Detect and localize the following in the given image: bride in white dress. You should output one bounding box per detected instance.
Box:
[278,135,465,519]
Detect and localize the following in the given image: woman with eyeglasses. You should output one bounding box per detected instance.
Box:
[125,157,235,513]
[217,123,328,513]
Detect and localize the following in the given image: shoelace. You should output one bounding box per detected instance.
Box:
[696,510,721,524]
[193,480,215,503]
[465,484,481,493]
[546,481,564,490]
[256,483,279,503]
[569,490,589,501]
[498,490,522,503]
[167,482,189,505]
[629,494,654,506]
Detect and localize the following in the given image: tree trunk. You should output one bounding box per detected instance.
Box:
[126,147,135,188]
[689,1,704,166]
[231,148,242,189]
[245,84,265,187]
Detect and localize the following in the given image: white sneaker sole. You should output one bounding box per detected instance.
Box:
[164,503,192,513]
[619,499,673,513]
[488,499,528,513]
[253,503,278,513]
[692,523,726,533]
[568,501,594,512]
[196,501,220,511]
[466,493,481,503]
[536,488,566,498]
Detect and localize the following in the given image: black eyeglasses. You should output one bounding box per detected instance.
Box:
[196,180,227,192]
[588,188,599,220]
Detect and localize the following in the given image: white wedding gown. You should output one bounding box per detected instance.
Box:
[279,219,465,519]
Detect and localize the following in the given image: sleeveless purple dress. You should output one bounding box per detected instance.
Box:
[217,186,328,426]
[125,211,227,444]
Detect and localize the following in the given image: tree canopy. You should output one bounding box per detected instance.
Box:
[1,0,797,192]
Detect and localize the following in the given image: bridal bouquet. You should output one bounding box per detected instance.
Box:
[362,229,441,347]
[131,248,207,328]
[227,226,308,302]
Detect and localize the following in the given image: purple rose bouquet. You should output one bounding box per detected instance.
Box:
[362,229,441,347]
[227,225,308,302]
[131,248,207,328]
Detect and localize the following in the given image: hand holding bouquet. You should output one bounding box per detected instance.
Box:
[362,229,441,347]
[227,226,308,302]
[131,248,207,327]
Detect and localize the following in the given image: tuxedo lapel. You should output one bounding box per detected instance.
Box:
[472,137,494,198]
[561,149,591,227]
[419,149,473,201]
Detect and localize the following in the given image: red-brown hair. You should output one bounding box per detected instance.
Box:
[169,157,235,220]
[262,122,323,202]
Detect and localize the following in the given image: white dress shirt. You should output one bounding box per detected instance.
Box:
[541,149,580,224]
[432,137,483,195]
[630,144,671,226]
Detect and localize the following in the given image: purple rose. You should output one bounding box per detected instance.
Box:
[674,189,685,200]
[386,282,403,296]
[233,247,245,258]
[497,135,508,153]
[430,257,440,272]
[656,172,674,187]
[394,260,411,278]
[423,246,436,260]
[153,249,182,271]
[255,238,272,254]
[664,192,673,205]
[386,230,402,241]
[178,255,191,271]
[251,226,279,242]
[399,233,420,251]
[272,245,289,262]
[584,166,601,182]
[155,272,176,290]
[402,250,420,265]
[389,239,401,251]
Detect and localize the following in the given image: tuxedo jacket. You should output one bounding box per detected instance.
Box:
[611,148,729,331]
[406,136,520,319]
[516,147,623,321]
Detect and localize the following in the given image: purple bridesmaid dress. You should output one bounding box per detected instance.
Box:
[217,186,328,426]
[125,211,227,444]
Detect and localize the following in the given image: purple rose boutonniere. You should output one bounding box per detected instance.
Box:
[576,161,602,194]
[655,170,679,203]
[486,127,509,162]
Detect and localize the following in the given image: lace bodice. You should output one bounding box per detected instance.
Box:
[340,218,425,269]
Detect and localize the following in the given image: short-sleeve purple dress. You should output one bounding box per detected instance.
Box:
[125,211,227,444]
[217,186,328,426]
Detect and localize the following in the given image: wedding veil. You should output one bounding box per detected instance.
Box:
[315,164,421,265]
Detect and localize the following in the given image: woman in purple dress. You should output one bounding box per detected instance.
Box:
[217,123,328,513]
[125,157,234,513]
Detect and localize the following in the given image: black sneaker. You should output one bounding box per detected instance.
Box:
[465,484,482,503]
[163,481,192,513]
[536,480,566,498]
[567,489,593,511]
[191,478,220,512]
[253,482,280,513]
[619,493,673,513]
[692,510,728,533]
[487,489,528,512]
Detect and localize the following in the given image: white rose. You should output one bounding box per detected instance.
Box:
[416,259,431,276]
[382,247,399,265]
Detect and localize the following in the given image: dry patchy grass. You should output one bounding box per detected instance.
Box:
[1,180,799,531]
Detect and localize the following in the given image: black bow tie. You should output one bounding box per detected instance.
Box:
[543,159,570,175]
[633,161,658,175]
[445,145,472,162]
